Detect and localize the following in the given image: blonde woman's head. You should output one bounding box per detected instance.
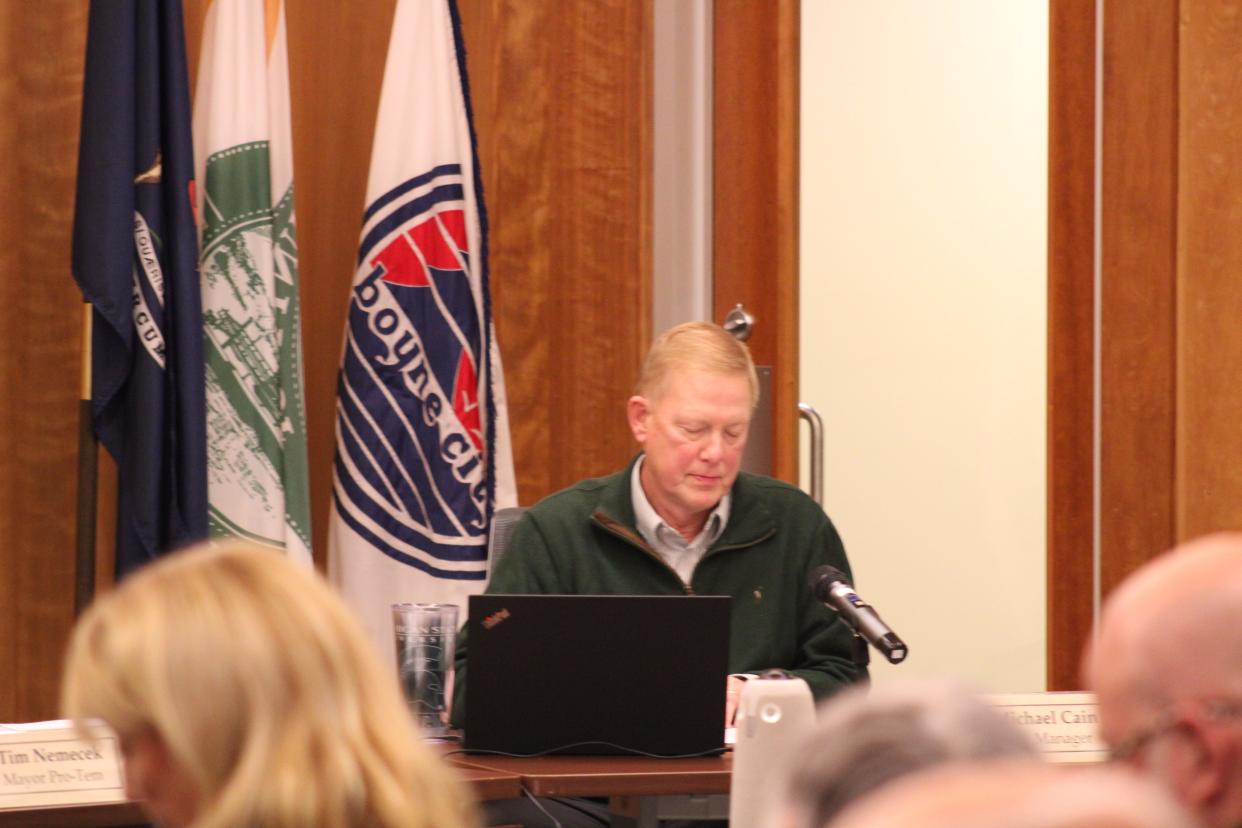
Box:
[61,542,476,828]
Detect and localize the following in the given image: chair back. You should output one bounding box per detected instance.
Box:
[487,506,527,567]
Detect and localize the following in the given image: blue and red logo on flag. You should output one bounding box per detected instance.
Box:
[334,164,490,579]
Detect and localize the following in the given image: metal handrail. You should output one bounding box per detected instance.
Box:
[798,403,824,506]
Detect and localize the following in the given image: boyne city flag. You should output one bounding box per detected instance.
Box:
[71,0,208,576]
[194,0,312,565]
[330,0,516,653]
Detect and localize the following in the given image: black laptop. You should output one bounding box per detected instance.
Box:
[463,594,731,756]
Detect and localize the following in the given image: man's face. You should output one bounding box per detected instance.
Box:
[627,367,751,534]
[1089,651,1151,765]
[1087,626,1167,769]
[1088,625,1216,812]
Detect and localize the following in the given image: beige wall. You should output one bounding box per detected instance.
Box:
[800,1,1049,691]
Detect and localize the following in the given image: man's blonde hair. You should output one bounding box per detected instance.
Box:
[61,543,477,828]
[635,321,759,407]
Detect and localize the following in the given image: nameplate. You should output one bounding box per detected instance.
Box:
[986,692,1107,763]
[0,722,125,810]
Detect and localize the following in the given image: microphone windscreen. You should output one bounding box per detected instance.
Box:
[808,564,849,591]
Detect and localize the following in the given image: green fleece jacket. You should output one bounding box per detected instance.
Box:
[451,457,867,726]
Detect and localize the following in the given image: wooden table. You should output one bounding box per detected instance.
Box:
[0,752,729,826]
[449,760,526,801]
[0,759,523,827]
[0,801,147,828]
[452,752,733,826]
[452,752,732,798]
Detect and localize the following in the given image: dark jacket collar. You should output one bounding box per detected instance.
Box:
[593,454,776,550]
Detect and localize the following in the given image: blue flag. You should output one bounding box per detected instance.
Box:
[72,0,207,576]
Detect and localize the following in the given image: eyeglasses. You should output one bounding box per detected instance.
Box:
[1108,697,1242,763]
[1107,712,1179,763]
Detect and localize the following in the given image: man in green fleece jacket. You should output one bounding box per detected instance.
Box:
[454,321,866,733]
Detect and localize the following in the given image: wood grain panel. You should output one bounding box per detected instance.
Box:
[458,0,652,505]
[0,1,89,722]
[188,0,653,551]
[1099,0,1178,597]
[713,0,799,483]
[283,0,395,564]
[4,0,653,719]
[1046,0,1096,691]
[1175,0,1242,537]
[194,0,655,557]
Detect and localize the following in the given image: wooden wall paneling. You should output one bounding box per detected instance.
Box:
[1098,0,1179,597]
[458,0,653,505]
[92,453,117,597]
[283,0,395,565]
[194,0,654,554]
[713,0,800,483]
[183,0,205,84]
[0,1,89,722]
[1175,0,1242,537]
[1046,0,1097,691]
[0,0,655,720]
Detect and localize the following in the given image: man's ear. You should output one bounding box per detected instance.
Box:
[1169,718,1227,809]
[627,395,651,444]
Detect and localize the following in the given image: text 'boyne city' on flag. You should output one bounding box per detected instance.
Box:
[194,0,312,565]
[72,0,208,576]
[329,0,516,653]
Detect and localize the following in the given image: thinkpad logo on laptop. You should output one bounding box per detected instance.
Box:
[482,608,511,630]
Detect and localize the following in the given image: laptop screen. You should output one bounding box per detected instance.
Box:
[464,594,731,756]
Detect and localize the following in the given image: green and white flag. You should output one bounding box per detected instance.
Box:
[193,0,311,564]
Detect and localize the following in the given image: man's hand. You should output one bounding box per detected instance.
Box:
[725,675,748,727]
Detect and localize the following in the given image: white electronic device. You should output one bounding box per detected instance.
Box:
[729,671,815,828]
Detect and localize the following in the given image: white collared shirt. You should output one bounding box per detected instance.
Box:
[630,457,730,586]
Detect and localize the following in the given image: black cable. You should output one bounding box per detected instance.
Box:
[520,785,564,828]
[443,740,729,760]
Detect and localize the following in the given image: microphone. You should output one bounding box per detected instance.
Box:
[808,565,909,664]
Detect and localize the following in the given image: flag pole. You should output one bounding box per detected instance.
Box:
[74,302,97,615]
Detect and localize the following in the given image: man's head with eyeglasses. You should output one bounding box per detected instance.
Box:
[1084,532,1242,828]
[830,761,1195,828]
